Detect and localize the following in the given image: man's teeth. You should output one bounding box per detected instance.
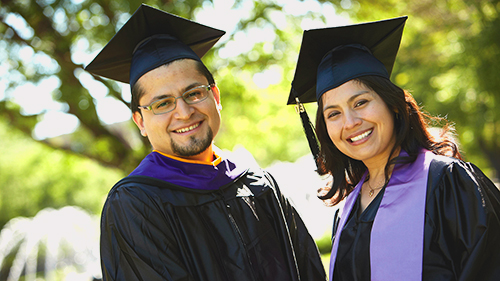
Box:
[176,123,200,133]
[350,130,372,142]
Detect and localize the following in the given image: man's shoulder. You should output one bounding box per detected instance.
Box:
[106,175,222,208]
[110,175,226,195]
[110,175,164,192]
[106,176,164,202]
[238,167,281,194]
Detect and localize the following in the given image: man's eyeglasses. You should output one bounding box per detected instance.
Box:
[138,84,216,115]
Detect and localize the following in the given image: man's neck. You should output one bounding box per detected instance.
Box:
[189,145,215,163]
[154,145,216,164]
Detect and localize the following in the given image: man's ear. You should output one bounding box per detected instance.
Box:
[212,85,222,111]
[132,111,147,137]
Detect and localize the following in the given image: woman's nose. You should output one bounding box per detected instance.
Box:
[343,111,362,130]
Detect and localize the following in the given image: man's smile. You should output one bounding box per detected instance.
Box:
[174,122,201,133]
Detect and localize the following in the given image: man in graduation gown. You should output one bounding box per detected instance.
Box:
[85,4,326,281]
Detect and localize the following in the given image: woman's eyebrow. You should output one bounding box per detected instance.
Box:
[323,90,370,111]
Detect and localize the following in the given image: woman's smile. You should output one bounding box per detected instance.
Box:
[348,128,373,143]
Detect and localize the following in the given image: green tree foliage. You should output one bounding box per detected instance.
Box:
[1,0,499,180]
[0,118,123,228]
[0,0,321,172]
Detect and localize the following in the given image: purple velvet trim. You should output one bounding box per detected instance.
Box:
[330,148,434,280]
[128,152,246,190]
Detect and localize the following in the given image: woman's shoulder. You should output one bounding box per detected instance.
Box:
[427,154,500,212]
[428,154,495,187]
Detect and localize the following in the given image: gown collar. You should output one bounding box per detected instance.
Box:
[128,146,247,190]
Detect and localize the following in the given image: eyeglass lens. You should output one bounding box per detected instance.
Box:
[151,85,210,114]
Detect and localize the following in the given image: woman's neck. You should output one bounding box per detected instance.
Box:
[359,146,400,211]
[363,146,401,179]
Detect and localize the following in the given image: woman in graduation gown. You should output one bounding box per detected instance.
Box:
[288,16,500,280]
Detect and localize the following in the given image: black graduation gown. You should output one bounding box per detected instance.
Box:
[100,168,326,281]
[332,156,500,280]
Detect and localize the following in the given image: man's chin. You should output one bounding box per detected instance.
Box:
[171,131,213,157]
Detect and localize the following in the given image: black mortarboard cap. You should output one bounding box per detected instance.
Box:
[287,16,407,105]
[85,4,225,88]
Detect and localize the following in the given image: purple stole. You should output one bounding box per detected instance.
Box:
[129,148,246,190]
[330,148,435,280]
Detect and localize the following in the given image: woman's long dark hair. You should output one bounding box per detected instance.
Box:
[316,76,461,205]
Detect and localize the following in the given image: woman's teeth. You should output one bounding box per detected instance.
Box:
[176,123,200,133]
[350,130,372,142]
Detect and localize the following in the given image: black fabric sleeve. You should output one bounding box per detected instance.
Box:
[263,171,327,281]
[424,160,500,281]
[100,184,194,281]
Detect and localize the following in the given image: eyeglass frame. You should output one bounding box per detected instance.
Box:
[138,84,217,115]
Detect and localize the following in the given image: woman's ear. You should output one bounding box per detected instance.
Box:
[132,111,147,137]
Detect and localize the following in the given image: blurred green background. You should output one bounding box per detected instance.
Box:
[1,0,500,278]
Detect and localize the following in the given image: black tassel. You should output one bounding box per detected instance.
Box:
[295,97,320,169]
